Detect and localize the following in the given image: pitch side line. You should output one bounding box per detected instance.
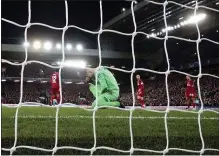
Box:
[6,115,219,120]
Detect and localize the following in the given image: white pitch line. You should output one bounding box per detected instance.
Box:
[6,115,219,120]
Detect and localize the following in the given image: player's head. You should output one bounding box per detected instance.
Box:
[86,68,95,78]
[136,74,140,80]
[186,75,191,80]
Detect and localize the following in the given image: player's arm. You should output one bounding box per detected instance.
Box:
[56,73,60,88]
[138,80,144,93]
[98,73,108,94]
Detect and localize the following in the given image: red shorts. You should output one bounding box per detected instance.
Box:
[185,91,196,98]
[51,88,60,95]
[137,91,144,98]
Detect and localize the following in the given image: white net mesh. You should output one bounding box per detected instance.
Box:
[1,0,219,155]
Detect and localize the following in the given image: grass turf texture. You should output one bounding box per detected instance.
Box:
[2,107,219,155]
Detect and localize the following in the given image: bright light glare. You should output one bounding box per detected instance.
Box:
[33,41,41,49]
[187,13,206,24]
[44,41,52,50]
[2,79,6,82]
[122,8,126,12]
[76,44,83,51]
[66,44,72,50]
[57,60,86,68]
[27,80,33,83]
[56,43,61,49]
[180,21,185,26]
[65,81,72,84]
[23,41,30,47]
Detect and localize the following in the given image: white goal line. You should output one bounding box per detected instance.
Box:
[6,115,219,120]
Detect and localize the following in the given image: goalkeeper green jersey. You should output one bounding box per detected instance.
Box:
[94,67,119,94]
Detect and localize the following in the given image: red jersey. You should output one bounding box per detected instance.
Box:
[186,79,196,97]
[137,79,144,96]
[186,79,195,90]
[51,72,59,89]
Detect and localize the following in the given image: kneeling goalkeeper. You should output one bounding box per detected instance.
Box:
[86,67,120,108]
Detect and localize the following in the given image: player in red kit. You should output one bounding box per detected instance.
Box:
[50,69,60,105]
[185,76,196,109]
[136,75,145,108]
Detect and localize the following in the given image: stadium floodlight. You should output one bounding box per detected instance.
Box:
[177,24,180,28]
[187,13,206,24]
[216,30,218,33]
[76,44,83,51]
[180,21,185,26]
[2,79,6,82]
[44,41,52,50]
[151,29,155,32]
[14,80,20,82]
[151,33,156,37]
[162,29,166,32]
[216,2,219,5]
[166,27,172,31]
[33,40,41,50]
[147,35,149,38]
[121,66,126,69]
[66,43,72,50]
[27,80,33,83]
[41,81,47,83]
[122,8,126,12]
[179,17,184,20]
[174,25,177,29]
[56,43,61,49]
[23,41,30,47]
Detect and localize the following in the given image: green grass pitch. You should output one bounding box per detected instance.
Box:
[2,106,219,155]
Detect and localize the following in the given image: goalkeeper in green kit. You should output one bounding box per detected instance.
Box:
[85,67,124,108]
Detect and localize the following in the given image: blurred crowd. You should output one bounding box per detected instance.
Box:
[2,74,219,106]
[2,63,219,106]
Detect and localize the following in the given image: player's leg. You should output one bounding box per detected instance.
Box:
[185,91,191,109]
[191,96,196,109]
[137,95,145,108]
[91,91,120,108]
[56,89,60,104]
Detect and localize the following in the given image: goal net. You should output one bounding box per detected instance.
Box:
[1,0,219,155]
